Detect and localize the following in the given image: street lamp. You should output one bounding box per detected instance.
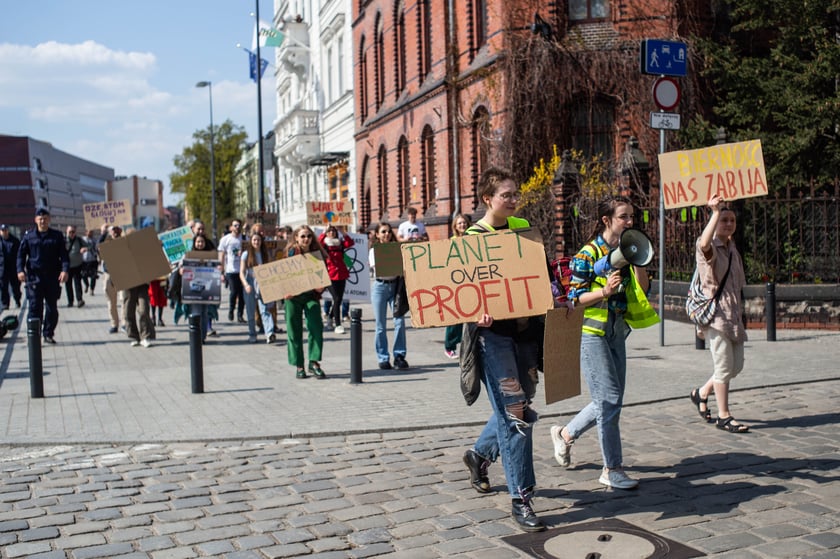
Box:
[253,1,266,212]
[195,80,217,241]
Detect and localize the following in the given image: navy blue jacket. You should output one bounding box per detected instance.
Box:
[1,232,20,279]
[17,227,70,285]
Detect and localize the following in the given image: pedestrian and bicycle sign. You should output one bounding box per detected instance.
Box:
[640,39,688,77]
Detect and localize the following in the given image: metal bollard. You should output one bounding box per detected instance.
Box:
[27,317,44,398]
[766,282,776,342]
[189,313,204,393]
[349,307,363,384]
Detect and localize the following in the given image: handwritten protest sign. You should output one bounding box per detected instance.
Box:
[158,226,194,264]
[658,139,769,209]
[247,211,278,227]
[181,251,222,305]
[253,252,331,302]
[306,201,353,226]
[98,226,170,291]
[401,231,554,328]
[372,242,403,277]
[83,199,133,232]
[543,308,584,405]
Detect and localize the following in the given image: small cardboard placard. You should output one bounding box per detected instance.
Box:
[401,231,554,328]
[306,201,353,226]
[158,225,194,264]
[542,308,584,405]
[247,211,278,228]
[83,199,133,232]
[372,242,403,277]
[253,252,331,302]
[98,227,171,291]
[658,139,769,209]
[180,253,222,305]
[263,239,288,261]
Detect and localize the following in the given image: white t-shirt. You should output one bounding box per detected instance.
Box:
[218,233,243,273]
[398,219,427,241]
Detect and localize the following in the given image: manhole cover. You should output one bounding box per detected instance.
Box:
[502,518,704,558]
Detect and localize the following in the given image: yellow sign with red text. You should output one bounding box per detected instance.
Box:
[658,139,769,209]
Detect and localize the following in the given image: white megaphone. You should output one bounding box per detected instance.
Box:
[593,229,654,276]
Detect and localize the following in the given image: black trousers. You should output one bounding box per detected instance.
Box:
[65,266,84,305]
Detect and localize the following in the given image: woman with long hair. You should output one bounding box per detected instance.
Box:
[368,222,409,370]
[318,225,355,334]
[239,231,276,344]
[285,225,328,379]
[549,195,658,489]
[443,213,472,359]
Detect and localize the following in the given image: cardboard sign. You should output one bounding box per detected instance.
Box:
[181,254,222,305]
[306,201,353,226]
[253,252,331,302]
[401,231,554,328]
[543,308,585,405]
[263,239,288,261]
[83,199,133,232]
[158,226,194,264]
[658,139,769,209]
[98,226,171,291]
[372,242,403,277]
[247,211,278,228]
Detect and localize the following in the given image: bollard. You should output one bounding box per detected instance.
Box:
[766,282,776,342]
[350,307,363,384]
[27,317,44,398]
[189,313,204,393]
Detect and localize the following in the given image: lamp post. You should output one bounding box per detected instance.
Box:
[195,80,217,241]
[253,1,266,212]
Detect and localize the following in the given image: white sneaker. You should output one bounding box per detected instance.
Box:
[550,425,572,467]
[130,340,140,347]
[599,468,638,489]
[334,325,345,334]
[140,339,151,348]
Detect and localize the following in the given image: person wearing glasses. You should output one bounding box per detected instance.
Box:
[285,225,328,379]
[318,225,354,334]
[218,219,246,324]
[549,195,657,490]
[460,168,546,532]
[368,222,409,370]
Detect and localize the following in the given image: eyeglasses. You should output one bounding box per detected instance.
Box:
[495,192,522,202]
[378,230,390,234]
[299,234,313,239]
[232,223,241,228]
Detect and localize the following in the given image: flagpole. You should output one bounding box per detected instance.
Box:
[254,0,266,212]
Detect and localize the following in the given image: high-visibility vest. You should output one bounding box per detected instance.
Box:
[465,216,531,235]
[579,242,659,336]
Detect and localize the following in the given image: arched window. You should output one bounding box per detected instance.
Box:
[360,155,372,230]
[571,98,615,162]
[374,14,386,111]
[397,136,409,213]
[417,0,432,82]
[394,1,407,97]
[420,125,436,211]
[359,36,368,122]
[470,106,490,211]
[377,145,389,218]
[468,0,487,60]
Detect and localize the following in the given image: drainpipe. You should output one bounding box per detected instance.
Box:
[445,0,462,222]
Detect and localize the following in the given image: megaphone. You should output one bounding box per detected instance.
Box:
[593,229,654,276]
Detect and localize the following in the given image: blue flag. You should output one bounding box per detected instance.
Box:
[248,50,269,82]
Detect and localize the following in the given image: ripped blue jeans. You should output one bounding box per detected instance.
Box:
[473,328,539,497]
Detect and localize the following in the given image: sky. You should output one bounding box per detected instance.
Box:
[0,0,277,206]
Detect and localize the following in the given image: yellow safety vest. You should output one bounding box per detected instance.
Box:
[580,243,659,336]
[466,216,531,234]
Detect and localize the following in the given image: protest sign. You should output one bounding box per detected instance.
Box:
[658,139,769,209]
[322,232,370,302]
[158,226,194,264]
[247,211,278,228]
[306,201,353,226]
[542,308,584,405]
[401,231,554,328]
[253,253,331,302]
[98,226,170,291]
[181,252,222,304]
[263,239,288,261]
[83,199,133,232]
[372,242,403,277]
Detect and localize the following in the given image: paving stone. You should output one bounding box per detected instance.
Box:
[70,543,135,559]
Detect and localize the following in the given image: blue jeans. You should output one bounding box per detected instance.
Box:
[371,279,406,364]
[244,276,274,339]
[473,329,539,497]
[565,312,630,469]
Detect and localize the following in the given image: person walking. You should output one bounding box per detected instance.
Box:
[64,225,87,308]
[80,229,99,296]
[16,208,69,343]
[218,219,246,323]
[443,213,472,359]
[239,230,276,344]
[318,225,354,334]
[549,195,658,489]
[368,222,409,370]
[397,206,429,242]
[284,225,326,379]
[0,224,22,310]
[460,168,547,532]
[99,225,125,334]
[148,278,167,327]
[689,194,750,433]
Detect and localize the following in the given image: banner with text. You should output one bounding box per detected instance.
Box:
[253,252,331,302]
[321,233,370,302]
[401,231,554,328]
[306,201,353,226]
[158,226,194,264]
[83,199,133,232]
[658,139,769,209]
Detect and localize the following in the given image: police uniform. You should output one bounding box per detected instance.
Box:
[17,223,69,340]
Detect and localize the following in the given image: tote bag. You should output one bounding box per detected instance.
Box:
[685,252,732,326]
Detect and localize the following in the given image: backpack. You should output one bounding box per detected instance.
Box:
[550,256,573,303]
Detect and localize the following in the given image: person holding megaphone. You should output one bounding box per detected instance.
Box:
[549,195,659,490]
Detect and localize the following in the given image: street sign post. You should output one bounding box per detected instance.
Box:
[640,39,688,77]
[650,112,681,130]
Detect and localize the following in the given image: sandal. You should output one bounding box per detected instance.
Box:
[716,416,749,433]
[690,388,712,423]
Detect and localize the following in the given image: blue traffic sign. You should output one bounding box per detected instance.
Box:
[640,39,688,77]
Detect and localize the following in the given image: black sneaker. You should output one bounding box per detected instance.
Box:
[394,356,409,369]
[77,300,85,308]
[511,491,545,532]
[378,361,392,370]
[108,326,118,334]
[43,336,56,344]
[228,311,234,321]
[463,450,491,494]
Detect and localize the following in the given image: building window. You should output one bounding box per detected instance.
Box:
[360,155,372,230]
[375,14,386,111]
[33,157,43,172]
[571,99,615,162]
[326,46,334,104]
[397,136,409,212]
[377,145,389,218]
[469,0,487,60]
[337,36,344,95]
[394,1,407,97]
[420,125,436,211]
[470,106,490,211]
[36,178,46,190]
[328,162,349,201]
[359,36,368,121]
[418,0,432,82]
[569,0,609,21]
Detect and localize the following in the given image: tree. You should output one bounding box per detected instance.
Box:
[170,120,248,238]
[685,0,840,186]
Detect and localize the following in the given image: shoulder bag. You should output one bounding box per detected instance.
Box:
[686,252,732,326]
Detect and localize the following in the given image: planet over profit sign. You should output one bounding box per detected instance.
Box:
[657,139,768,209]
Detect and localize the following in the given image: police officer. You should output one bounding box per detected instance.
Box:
[16,208,69,344]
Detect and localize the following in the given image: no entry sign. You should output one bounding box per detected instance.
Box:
[652,77,680,111]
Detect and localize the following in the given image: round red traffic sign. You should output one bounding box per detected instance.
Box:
[652,77,680,111]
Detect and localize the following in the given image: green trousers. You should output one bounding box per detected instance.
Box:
[284,293,323,368]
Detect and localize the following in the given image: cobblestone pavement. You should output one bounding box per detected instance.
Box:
[0,296,838,558]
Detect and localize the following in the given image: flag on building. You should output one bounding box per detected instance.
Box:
[248,50,269,82]
[253,20,284,49]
